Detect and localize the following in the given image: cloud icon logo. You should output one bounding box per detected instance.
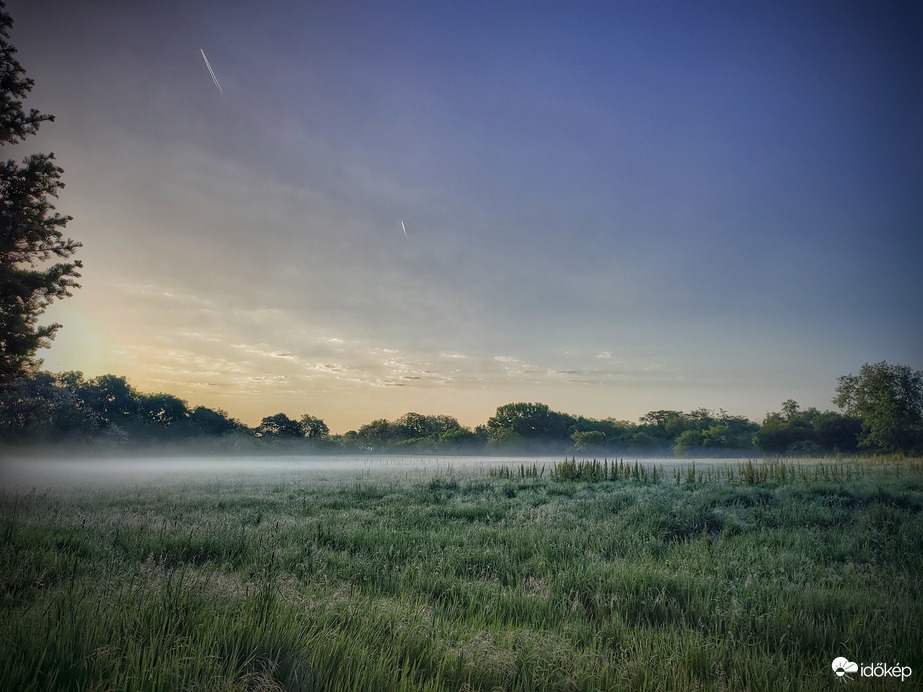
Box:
[832,657,859,677]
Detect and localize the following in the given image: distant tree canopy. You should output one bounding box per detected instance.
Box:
[354,412,472,451]
[0,3,81,384]
[752,399,861,456]
[299,414,329,440]
[257,413,302,440]
[617,408,754,457]
[482,403,759,456]
[191,405,243,437]
[253,413,330,443]
[571,429,606,452]
[2,362,920,455]
[0,372,248,443]
[486,402,575,451]
[834,362,923,453]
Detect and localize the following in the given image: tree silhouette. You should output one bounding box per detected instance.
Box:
[0,2,81,383]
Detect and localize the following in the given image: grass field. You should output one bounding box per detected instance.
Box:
[1,456,921,690]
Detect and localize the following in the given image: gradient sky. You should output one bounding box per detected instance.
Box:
[8,0,923,432]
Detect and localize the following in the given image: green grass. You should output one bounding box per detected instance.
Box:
[2,457,922,690]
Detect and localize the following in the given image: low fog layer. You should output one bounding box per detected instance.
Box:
[1,454,744,493]
[0,456,452,491]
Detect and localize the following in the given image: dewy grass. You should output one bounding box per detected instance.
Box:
[1,457,922,690]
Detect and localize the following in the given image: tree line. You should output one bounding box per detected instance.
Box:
[1,362,921,455]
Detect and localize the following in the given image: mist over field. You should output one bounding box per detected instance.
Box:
[0,454,494,490]
[0,453,708,492]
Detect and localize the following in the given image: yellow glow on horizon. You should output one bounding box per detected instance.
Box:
[40,302,108,376]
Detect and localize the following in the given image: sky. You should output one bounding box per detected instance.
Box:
[7,0,923,432]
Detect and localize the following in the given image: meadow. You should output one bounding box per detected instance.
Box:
[1,456,921,691]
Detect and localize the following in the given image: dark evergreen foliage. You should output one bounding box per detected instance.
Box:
[0,2,81,383]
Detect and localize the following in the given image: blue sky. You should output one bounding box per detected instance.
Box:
[9,0,922,431]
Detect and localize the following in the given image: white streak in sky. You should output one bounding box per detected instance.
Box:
[200,48,223,94]
[401,221,407,238]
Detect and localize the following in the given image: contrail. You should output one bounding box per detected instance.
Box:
[200,48,223,94]
[401,221,407,238]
